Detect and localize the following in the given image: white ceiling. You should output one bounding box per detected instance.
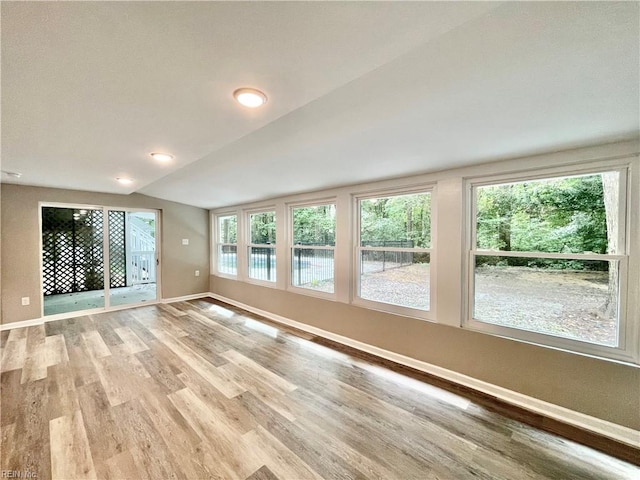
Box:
[2,1,638,209]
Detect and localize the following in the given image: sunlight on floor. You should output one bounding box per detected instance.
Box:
[352,359,472,410]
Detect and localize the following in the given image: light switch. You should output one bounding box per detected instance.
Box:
[182,238,189,245]
[195,270,200,277]
[21,297,30,306]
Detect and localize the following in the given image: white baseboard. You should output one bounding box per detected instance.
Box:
[161,293,211,304]
[0,317,45,331]
[207,292,640,449]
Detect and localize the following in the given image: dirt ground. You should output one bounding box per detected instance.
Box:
[474,266,615,346]
[358,263,615,346]
[360,263,430,310]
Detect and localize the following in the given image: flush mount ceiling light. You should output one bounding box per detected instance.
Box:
[233,88,267,108]
[150,152,174,162]
[1,170,22,178]
[116,177,134,185]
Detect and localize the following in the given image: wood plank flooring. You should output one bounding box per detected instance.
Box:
[1,299,638,480]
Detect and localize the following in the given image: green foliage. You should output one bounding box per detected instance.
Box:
[476,174,612,269]
[218,215,237,243]
[140,218,156,238]
[250,212,276,244]
[293,205,335,245]
[360,193,431,247]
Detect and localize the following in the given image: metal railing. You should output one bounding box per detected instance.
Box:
[249,246,276,281]
[218,245,238,275]
[292,248,334,289]
[359,240,415,273]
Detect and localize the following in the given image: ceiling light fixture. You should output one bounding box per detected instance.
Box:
[150,152,174,162]
[116,177,133,185]
[233,88,267,108]
[1,170,22,178]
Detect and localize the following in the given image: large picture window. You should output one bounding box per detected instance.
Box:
[291,204,336,293]
[216,214,237,276]
[469,170,628,353]
[357,191,432,312]
[248,211,276,282]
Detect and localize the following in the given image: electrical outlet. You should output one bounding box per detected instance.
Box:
[182,238,189,245]
[195,270,200,277]
[21,297,30,306]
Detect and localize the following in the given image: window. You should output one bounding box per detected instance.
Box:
[291,204,336,293]
[216,214,237,276]
[248,211,276,282]
[469,170,628,355]
[357,191,432,312]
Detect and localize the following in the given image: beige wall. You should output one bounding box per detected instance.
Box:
[1,184,210,323]
[209,141,640,430]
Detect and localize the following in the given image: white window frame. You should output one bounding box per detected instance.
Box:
[214,212,238,279]
[464,162,635,363]
[287,200,337,299]
[353,186,435,320]
[246,208,277,285]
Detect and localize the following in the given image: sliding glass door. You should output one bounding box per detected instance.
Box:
[41,204,159,317]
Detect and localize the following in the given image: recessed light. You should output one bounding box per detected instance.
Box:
[1,170,22,178]
[116,177,134,185]
[150,152,174,162]
[233,88,267,108]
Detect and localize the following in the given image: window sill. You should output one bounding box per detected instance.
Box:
[352,297,435,323]
[464,318,638,366]
[213,272,238,281]
[286,284,337,301]
[244,278,279,289]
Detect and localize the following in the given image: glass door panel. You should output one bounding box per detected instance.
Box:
[42,206,105,316]
[108,210,158,307]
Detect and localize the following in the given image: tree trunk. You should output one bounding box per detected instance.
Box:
[407,207,412,246]
[499,215,512,265]
[601,172,618,319]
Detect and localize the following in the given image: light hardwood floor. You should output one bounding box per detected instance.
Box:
[1,299,638,479]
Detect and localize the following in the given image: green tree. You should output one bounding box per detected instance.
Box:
[360,193,431,247]
[476,174,609,268]
[293,205,335,245]
[250,212,276,244]
[218,216,237,243]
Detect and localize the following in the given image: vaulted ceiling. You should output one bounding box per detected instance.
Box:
[2,2,638,208]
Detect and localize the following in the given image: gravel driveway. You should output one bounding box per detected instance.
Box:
[301,263,616,347]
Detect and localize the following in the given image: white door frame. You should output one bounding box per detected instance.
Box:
[38,202,162,320]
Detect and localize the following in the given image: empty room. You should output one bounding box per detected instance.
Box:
[1,1,639,479]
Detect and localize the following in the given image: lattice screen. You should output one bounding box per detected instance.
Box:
[42,207,104,295]
[108,210,127,288]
